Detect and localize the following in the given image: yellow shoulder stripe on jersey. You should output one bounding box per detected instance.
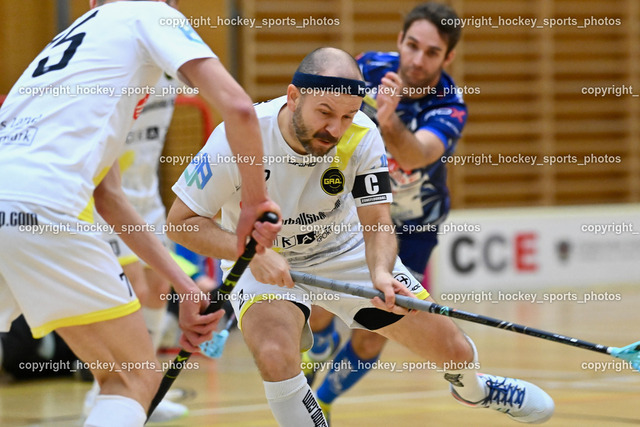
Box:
[77,165,113,223]
[31,300,141,338]
[331,123,369,171]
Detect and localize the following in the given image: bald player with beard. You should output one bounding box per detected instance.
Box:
[168,47,554,426]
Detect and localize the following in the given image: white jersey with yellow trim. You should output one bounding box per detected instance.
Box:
[0,2,216,222]
[173,96,392,269]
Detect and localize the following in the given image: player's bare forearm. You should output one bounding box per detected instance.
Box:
[358,203,415,313]
[379,115,445,170]
[357,204,397,282]
[94,164,195,295]
[166,197,237,261]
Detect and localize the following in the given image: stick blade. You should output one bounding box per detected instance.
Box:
[610,340,640,372]
[199,330,230,359]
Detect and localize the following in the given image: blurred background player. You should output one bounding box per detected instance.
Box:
[303,2,468,417]
[85,72,209,421]
[0,0,280,426]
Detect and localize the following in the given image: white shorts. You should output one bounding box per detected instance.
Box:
[227,241,429,351]
[0,201,140,338]
[99,194,169,267]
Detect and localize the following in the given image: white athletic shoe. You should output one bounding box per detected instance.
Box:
[83,381,188,423]
[450,373,554,423]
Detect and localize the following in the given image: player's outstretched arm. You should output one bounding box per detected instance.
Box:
[178,57,281,255]
[357,203,414,314]
[95,163,222,351]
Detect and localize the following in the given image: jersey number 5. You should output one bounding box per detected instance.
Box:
[32,10,98,78]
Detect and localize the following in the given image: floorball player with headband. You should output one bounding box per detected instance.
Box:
[303,2,469,416]
[167,46,554,426]
[0,1,280,426]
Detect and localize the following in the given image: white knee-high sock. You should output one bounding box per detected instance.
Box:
[84,395,146,427]
[444,334,487,402]
[142,307,166,351]
[263,372,328,427]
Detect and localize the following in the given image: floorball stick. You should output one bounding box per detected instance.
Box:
[147,212,278,420]
[289,271,640,372]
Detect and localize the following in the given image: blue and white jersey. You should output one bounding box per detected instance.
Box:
[357,51,467,232]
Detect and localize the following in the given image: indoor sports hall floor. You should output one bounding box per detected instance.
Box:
[1,284,639,426]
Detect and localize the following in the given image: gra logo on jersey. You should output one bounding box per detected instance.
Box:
[321,168,344,195]
[183,154,212,189]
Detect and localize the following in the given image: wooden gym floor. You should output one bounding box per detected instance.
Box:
[1,285,639,426]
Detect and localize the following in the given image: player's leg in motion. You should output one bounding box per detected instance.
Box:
[242,299,328,427]
[57,311,161,427]
[84,261,187,422]
[310,235,435,415]
[307,308,386,418]
[376,299,555,423]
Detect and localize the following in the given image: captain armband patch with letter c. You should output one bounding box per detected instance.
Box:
[352,167,392,207]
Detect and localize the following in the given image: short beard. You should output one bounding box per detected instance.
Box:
[292,102,338,156]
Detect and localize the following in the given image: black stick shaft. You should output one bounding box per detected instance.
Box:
[147,212,278,420]
[290,271,612,356]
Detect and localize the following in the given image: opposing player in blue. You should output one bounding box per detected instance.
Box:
[304,1,472,419]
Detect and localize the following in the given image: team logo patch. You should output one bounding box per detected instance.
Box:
[184,154,213,189]
[321,168,344,195]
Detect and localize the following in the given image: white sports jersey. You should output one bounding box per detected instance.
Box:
[120,74,178,205]
[0,2,216,222]
[173,96,393,269]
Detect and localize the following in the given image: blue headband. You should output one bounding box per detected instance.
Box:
[291,72,367,97]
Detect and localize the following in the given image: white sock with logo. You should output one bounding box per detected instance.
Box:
[263,371,327,426]
[445,334,487,402]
